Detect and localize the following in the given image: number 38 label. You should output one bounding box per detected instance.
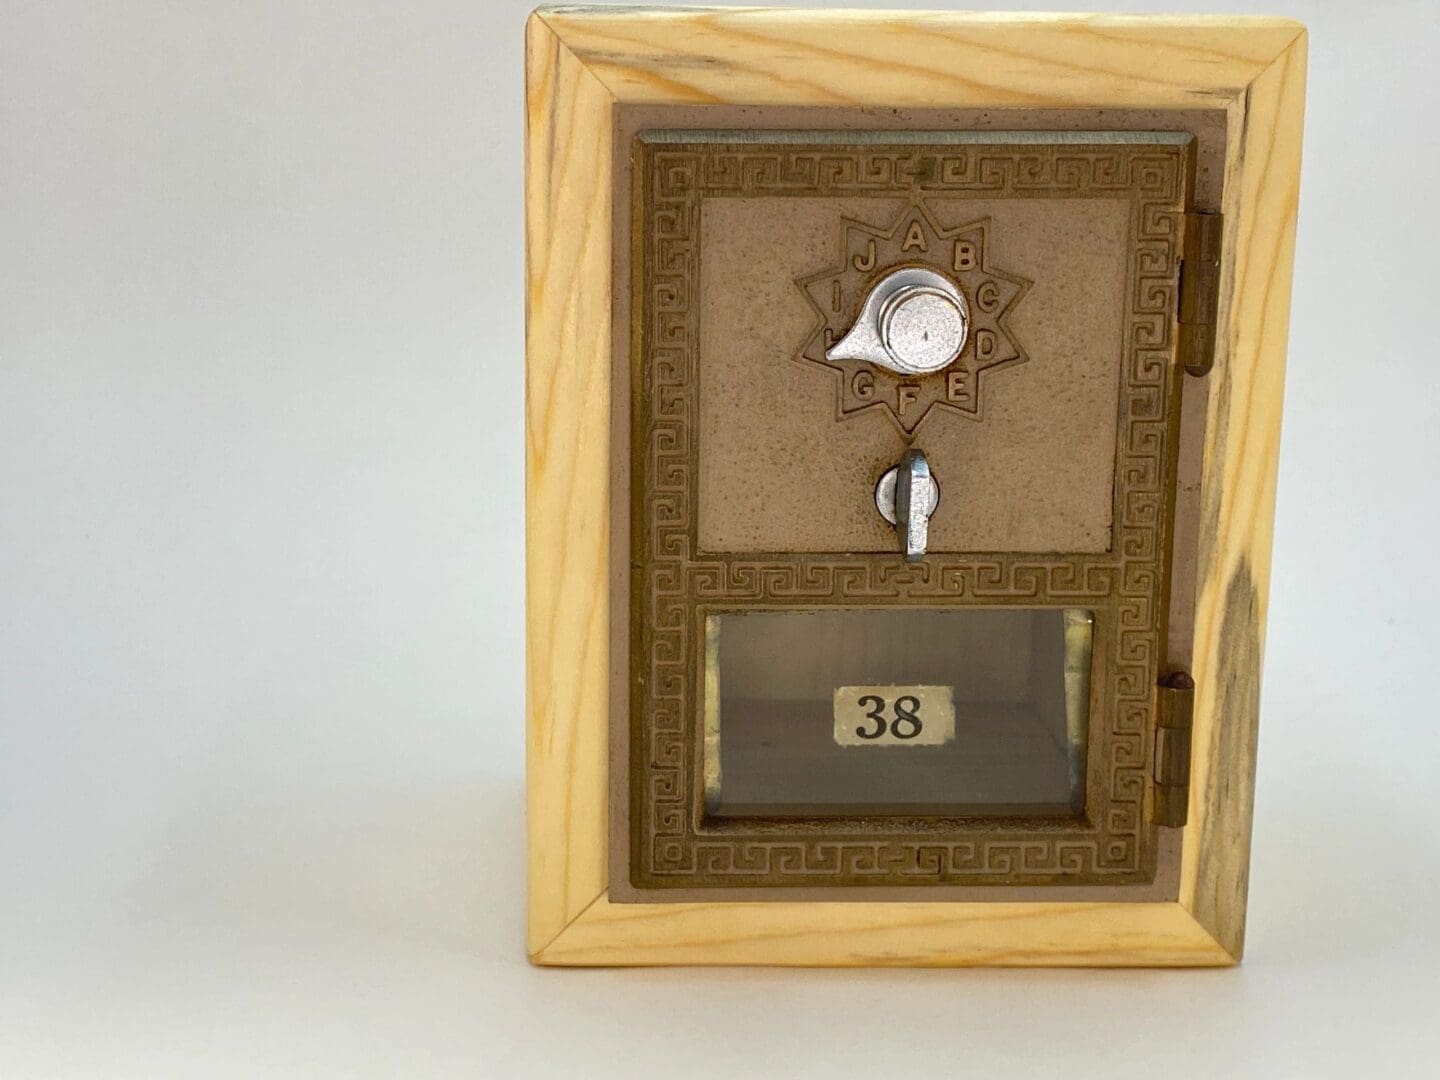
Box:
[833,685,955,747]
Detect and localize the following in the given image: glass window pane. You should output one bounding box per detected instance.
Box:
[704,608,1091,818]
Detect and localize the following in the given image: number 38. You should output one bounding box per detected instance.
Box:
[855,694,923,740]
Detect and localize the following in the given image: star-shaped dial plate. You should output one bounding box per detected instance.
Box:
[796,201,1031,438]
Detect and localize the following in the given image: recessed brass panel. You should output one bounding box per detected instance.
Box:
[629,131,1190,890]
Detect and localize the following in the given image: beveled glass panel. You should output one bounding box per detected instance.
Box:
[704,608,1091,818]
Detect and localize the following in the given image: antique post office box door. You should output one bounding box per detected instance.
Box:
[624,131,1202,895]
[527,6,1307,966]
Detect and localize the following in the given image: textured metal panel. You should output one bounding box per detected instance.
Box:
[630,132,1192,889]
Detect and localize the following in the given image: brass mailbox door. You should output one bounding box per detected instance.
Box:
[626,131,1198,894]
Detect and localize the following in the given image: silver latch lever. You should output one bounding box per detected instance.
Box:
[875,449,939,562]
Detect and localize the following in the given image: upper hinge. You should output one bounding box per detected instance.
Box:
[1153,671,1195,827]
[1178,210,1223,377]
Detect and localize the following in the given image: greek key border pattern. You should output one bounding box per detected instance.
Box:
[632,140,1186,888]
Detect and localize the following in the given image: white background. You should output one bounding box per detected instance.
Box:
[2,1,1437,1076]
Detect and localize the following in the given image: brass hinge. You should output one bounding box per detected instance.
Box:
[1153,671,1195,827]
[1178,211,1223,377]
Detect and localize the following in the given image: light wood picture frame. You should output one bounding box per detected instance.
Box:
[525,6,1306,966]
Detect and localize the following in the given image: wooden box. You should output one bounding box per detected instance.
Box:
[525,6,1306,966]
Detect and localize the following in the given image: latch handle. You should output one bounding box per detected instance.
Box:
[874,449,938,561]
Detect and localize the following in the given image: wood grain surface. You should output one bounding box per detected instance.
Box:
[535,896,1233,968]
[536,7,1302,109]
[524,6,1306,965]
[524,13,614,955]
[1180,27,1308,959]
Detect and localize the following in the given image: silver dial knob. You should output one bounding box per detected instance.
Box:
[827,268,969,376]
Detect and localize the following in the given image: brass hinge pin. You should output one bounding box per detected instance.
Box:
[1178,211,1223,377]
[1153,670,1195,827]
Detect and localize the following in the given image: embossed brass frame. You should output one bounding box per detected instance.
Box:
[630,132,1190,891]
[525,7,1306,966]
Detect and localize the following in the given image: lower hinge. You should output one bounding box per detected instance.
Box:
[1178,210,1223,377]
[1153,671,1196,827]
